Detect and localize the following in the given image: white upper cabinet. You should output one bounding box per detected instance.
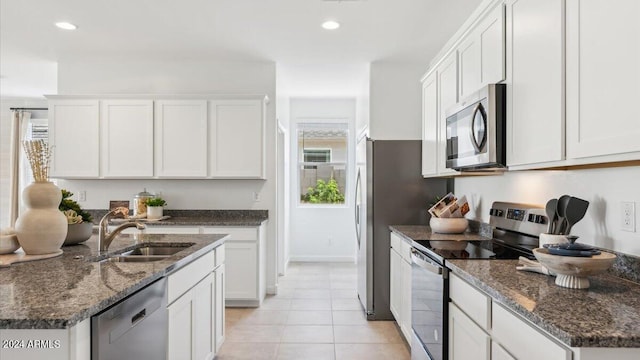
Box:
[458,2,505,99]
[422,72,439,177]
[505,0,564,166]
[154,100,208,178]
[209,99,265,179]
[100,100,154,178]
[49,100,100,178]
[566,0,640,160]
[438,53,460,176]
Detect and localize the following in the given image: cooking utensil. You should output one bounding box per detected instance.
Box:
[545,198,558,233]
[555,195,570,234]
[564,197,589,235]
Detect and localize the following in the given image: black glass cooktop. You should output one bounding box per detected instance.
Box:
[413,238,534,265]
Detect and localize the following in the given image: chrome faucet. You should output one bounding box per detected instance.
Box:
[98,207,146,252]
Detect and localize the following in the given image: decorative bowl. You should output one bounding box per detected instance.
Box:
[0,233,20,254]
[533,248,616,289]
[538,233,568,248]
[63,222,94,246]
[429,217,468,234]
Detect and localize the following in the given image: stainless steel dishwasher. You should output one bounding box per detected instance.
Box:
[92,277,167,360]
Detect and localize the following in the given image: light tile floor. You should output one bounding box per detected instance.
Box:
[218,262,410,360]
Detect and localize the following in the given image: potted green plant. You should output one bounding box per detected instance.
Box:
[59,189,94,245]
[146,197,167,219]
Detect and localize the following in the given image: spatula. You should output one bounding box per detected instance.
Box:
[564,197,589,235]
[555,195,570,234]
[545,198,558,234]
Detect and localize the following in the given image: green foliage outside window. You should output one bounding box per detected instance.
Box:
[302,178,345,204]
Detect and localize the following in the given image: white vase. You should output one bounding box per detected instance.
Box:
[147,206,164,219]
[15,181,67,255]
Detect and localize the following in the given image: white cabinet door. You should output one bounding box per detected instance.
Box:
[154,100,208,178]
[449,303,490,360]
[168,289,194,360]
[566,0,640,159]
[389,247,401,321]
[458,2,505,100]
[100,100,154,178]
[492,341,516,360]
[506,0,564,166]
[48,100,100,178]
[400,257,412,343]
[422,72,439,177]
[214,264,225,352]
[193,273,214,360]
[438,53,460,176]
[209,99,265,179]
[225,241,258,300]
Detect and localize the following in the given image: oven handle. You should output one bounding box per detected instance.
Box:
[411,249,443,275]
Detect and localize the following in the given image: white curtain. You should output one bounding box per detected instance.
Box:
[9,110,30,227]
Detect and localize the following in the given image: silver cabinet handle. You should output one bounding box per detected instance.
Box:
[411,250,442,275]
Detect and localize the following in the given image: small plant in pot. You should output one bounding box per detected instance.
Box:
[146,197,167,219]
[59,189,94,245]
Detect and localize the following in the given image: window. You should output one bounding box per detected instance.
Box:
[298,124,348,205]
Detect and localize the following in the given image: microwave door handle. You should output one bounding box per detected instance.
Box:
[411,250,443,275]
[470,103,487,153]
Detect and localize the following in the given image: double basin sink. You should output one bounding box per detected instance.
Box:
[101,243,194,263]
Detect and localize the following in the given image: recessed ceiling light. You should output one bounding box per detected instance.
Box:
[55,22,77,30]
[322,20,340,30]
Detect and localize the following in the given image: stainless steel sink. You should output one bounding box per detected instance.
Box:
[104,255,170,263]
[126,246,190,256]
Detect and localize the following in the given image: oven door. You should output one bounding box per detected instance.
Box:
[411,248,447,360]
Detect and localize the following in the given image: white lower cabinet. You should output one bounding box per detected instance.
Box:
[203,224,267,307]
[389,232,412,344]
[491,341,516,360]
[449,303,490,360]
[167,246,224,360]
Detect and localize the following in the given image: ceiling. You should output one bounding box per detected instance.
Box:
[1,0,482,97]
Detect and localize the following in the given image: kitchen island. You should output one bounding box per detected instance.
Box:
[0,232,226,359]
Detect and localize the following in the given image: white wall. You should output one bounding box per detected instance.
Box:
[456,167,640,256]
[55,59,280,292]
[369,61,426,140]
[289,98,357,262]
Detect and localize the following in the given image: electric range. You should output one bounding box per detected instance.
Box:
[410,202,547,360]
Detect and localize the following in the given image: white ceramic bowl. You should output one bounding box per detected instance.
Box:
[63,222,94,246]
[429,217,469,234]
[533,248,616,289]
[0,233,20,254]
[538,233,568,248]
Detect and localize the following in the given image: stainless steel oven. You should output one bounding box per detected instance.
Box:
[411,248,447,360]
[445,84,506,171]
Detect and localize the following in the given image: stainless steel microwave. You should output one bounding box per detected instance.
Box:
[445,84,506,170]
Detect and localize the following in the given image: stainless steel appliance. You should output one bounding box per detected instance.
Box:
[355,137,449,320]
[92,277,167,360]
[445,84,506,171]
[410,202,547,360]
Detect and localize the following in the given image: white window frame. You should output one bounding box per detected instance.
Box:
[296,122,349,208]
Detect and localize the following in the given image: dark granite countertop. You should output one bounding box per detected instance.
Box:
[447,259,640,348]
[88,209,269,227]
[0,233,226,330]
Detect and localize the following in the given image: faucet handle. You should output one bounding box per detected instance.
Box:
[135,223,146,231]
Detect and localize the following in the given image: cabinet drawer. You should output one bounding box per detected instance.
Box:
[400,238,412,263]
[390,231,402,251]
[167,250,215,305]
[202,227,257,241]
[492,303,570,360]
[449,273,491,330]
[215,245,225,267]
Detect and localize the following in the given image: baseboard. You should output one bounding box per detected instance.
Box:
[266,285,278,295]
[288,256,356,263]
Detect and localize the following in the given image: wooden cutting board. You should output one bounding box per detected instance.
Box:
[0,249,63,267]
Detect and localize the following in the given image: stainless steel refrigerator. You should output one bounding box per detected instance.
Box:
[355,138,450,320]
